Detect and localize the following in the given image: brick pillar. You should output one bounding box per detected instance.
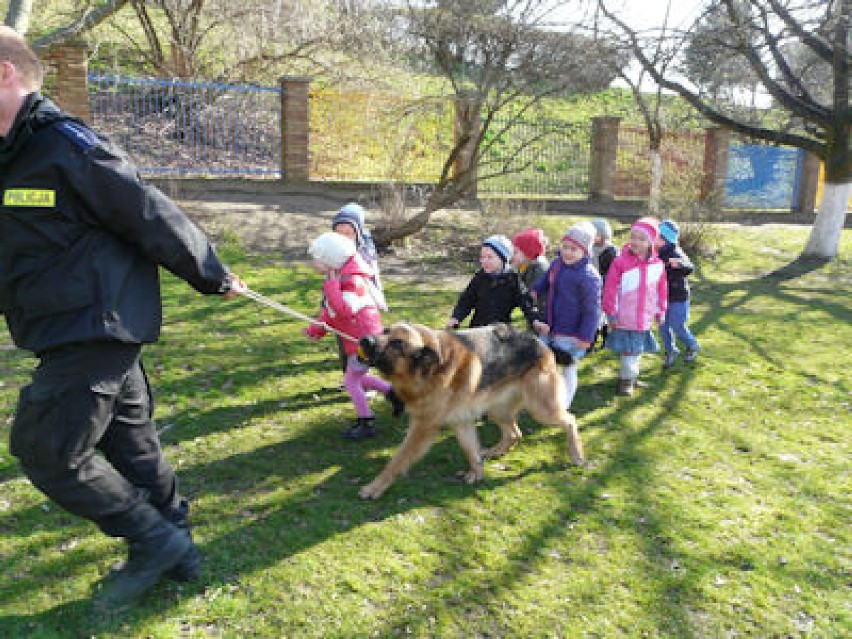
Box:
[701,126,731,205]
[589,117,620,201]
[279,76,312,181]
[795,151,820,214]
[453,91,482,196]
[49,41,90,122]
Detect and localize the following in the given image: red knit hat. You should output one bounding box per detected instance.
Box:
[511,228,547,259]
[631,216,660,242]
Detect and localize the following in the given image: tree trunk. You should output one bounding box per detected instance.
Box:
[648,148,662,215]
[802,181,851,259]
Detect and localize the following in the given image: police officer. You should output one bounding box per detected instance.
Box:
[0,27,243,608]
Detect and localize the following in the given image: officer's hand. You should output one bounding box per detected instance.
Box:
[223,273,247,299]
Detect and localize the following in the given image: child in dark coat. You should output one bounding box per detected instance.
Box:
[511,227,550,329]
[589,218,617,351]
[446,235,539,329]
[657,219,700,367]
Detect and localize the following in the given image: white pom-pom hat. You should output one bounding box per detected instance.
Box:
[308,231,356,269]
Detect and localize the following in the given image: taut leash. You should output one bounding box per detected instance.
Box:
[237,287,360,343]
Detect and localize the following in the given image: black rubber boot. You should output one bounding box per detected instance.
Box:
[385,388,405,417]
[110,499,202,582]
[94,517,192,609]
[342,416,377,441]
[161,499,202,582]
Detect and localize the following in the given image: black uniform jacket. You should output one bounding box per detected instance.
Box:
[0,94,229,353]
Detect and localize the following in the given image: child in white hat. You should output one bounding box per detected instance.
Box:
[306,232,403,440]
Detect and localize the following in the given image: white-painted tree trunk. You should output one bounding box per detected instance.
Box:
[3,0,34,34]
[648,149,662,215]
[803,181,851,259]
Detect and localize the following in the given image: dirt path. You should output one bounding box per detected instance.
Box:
[176,190,482,284]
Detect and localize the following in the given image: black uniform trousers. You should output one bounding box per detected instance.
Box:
[10,341,179,538]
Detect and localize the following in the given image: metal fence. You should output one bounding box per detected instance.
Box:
[479,118,591,197]
[88,74,282,177]
[309,89,453,183]
[615,127,706,200]
[86,74,808,210]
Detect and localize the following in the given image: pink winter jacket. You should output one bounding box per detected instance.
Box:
[602,244,668,331]
[305,254,383,355]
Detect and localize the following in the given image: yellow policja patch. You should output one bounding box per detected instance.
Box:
[3,189,56,207]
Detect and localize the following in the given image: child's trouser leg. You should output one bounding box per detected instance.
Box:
[670,301,700,353]
[618,354,641,395]
[344,358,373,418]
[660,310,676,354]
[361,374,391,396]
[548,335,585,410]
[563,362,578,410]
[619,354,640,380]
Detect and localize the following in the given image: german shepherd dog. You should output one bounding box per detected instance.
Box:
[357,322,584,499]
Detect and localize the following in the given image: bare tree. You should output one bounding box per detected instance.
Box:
[4,1,130,45]
[599,0,851,260]
[681,2,764,104]
[371,0,622,247]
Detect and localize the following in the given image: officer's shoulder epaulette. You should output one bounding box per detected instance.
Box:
[54,120,100,151]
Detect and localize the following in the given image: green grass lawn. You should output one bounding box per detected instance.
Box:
[0,224,850,638]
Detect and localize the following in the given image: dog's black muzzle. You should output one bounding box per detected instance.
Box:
[358,335,379,365]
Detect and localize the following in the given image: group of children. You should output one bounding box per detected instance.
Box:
[305,203,700,440]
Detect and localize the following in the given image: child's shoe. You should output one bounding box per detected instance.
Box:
[617,378,635,396]
[684,348,699,363]
[385,388,405,417]
[342,416,376,441]
[663,351,678,368]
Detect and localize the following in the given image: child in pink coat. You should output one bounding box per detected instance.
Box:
[306,232,403,440]
[602,217,668,396]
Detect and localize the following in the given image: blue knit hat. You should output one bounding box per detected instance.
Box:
[332,203,367,246]
[482,234,513,265]
[659,219,680,244]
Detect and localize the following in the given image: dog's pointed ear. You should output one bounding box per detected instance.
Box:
[413,345,441,373]
[415,325,442,361]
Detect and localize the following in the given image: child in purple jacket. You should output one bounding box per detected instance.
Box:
[531,221,602,410]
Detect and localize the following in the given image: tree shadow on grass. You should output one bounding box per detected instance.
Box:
[2,256,848,636]
[0,372,715,638]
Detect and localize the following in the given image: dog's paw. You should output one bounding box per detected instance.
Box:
[458,468,484,484]
[482,442,517,460]
[359,482,386,500]
[481,446,501,460]
[569,453,586,467]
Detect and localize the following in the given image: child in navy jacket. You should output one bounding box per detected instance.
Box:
[531,221,602,409]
